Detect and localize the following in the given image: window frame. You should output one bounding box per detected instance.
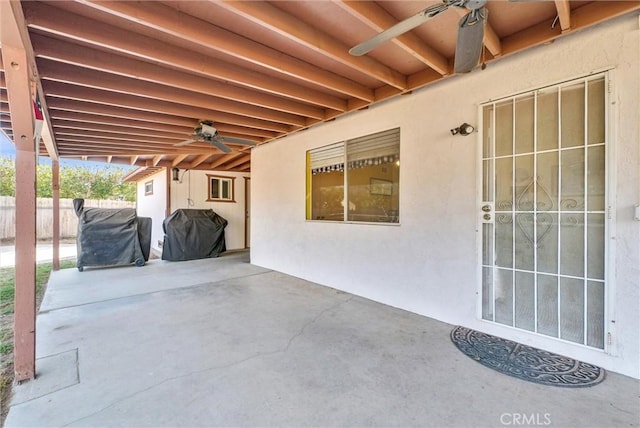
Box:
[306,128,400,225]
[207,174,236,203]
[144,180,153,196]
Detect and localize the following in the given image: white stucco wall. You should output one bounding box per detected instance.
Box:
[251,15,640,378]
[135,170,167,255]
[170,169,249,250]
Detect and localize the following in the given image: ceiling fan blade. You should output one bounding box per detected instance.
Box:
[210,138,233,153]
[454,7,487,74]
[174,139,197,146]
[349,2,450,56]
[221,136,257,146]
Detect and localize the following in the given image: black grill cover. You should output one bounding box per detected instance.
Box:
[73,198,151,270]
[161,209,227,261]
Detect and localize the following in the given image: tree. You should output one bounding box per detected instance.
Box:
[0,157,136,201]
[0,157,15,197]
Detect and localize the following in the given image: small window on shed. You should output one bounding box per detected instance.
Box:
[207,174,235,202]
[144,180,153,196]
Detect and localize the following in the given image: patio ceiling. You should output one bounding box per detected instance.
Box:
[1,1,638,172]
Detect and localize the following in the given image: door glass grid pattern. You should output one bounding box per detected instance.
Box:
[481,75,606,349]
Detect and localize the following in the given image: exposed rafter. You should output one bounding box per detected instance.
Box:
[34,34,325,119]
[210,153,240,169]
[172,154,188,167]
[219,1,407,90]
[22,2,348,111]
[78,0,374,102]
[337,1,450,75]
[554,0,572,33]
[42,80,293,133]
[38,58,308,127]
[189,153,213,169]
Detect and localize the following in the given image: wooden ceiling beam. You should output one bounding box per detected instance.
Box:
[224,154,251,170]
[49,111,193,134]
[571,1,640,30]
[338,1,450,75]
[189,154,213,169]
[47,98,198,128]
[55,135,235,154]
[157,158,238,172]
[554,0,571,33]
[171,154,188,167]
[52,119,189,140]
[30,34,326,120]
[49,105,272,139]
[501,1,640,58]
[219,1,407,90]
[61,154,136,165]
[55,141,215,156]
[210,153,240,169]
[54,135,217,150]
[53,129,182,145]
[42,80,293,133]
[23,2,348,111]
[150,155,163,167]
[79,0,373,103]
[55,141,197,154]
[38,59,307,127]
[59,149,174,158]
[56,145,170,155]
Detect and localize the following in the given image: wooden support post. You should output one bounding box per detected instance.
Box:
[52,159,60,270]
[2,45,37,382]
[165,167,172,218]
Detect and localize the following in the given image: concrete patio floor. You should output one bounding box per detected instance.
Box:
[5,250,639,427]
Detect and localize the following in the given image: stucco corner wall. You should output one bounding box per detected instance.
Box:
[135,169,168,255]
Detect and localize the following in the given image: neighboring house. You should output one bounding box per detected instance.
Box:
[126,168,250,257]
[250,16,639,379]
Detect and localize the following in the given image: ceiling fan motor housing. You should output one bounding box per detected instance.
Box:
[199,123,218,137]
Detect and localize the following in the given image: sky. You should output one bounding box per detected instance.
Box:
[0,131,135,171]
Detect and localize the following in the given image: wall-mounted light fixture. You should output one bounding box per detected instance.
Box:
[450,123,475,136]
[172,167,180,182]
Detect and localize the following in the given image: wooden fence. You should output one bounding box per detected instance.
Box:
[0,196,135,240]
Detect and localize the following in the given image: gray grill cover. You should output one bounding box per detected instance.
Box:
[74,198,150,269]
[161,209,227,261]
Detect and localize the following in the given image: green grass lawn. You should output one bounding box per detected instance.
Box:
[0,259,76,422]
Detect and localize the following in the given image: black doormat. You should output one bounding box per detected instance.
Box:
[450,326,605,387]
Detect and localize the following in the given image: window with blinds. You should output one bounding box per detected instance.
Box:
[306,128,400,223]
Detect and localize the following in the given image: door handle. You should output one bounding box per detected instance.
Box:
[482,205,492,212]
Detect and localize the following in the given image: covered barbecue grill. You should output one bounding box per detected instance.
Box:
[74,198,151,271]
[161,209,227,261]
